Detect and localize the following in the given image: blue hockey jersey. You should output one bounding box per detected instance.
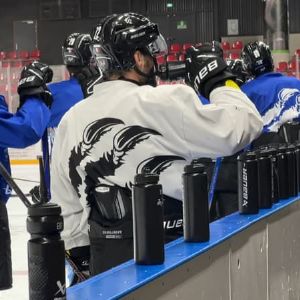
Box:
[0,95,50,202]
[43,77,84,197]
[48,77,84,128]
[241,72,300,132]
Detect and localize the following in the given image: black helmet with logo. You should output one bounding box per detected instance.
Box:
[90,12,168,72]
[241,41,274,77]
[62,32,92,67]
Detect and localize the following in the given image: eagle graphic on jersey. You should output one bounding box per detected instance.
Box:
[68,117,185,199]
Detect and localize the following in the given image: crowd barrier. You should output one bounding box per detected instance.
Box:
[67,196,300,300]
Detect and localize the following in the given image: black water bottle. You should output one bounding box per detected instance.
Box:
[237,151,259,214]
[286,144,297,197]
[182,163,209,242]
[27,203,65,300]
[277,145,289,199]
[266,147,279,203]
[132,173,164,265]
[294,142,300,194]
[257,149,273,209]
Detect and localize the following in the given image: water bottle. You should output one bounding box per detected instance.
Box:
[257,149,273,209]
[237,151,259,214]
[182,163,209,242]
[286,144,297,197]
[266,147,279,203]
[277,145,289,199]
[294,142,300,194]
[132,173,164,265]
[27,203,65,300]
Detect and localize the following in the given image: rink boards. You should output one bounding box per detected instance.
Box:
[67,196,300,300]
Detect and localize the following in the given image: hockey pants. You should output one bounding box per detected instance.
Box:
[0,201,12,290]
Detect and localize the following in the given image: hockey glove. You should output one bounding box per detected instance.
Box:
[227,59,251,86]
[74,65,103,98]
[18,61,53,108]
[185,43,237,99]
[65,246,90,286]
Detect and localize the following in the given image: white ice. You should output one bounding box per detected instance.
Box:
[0,164,39,300]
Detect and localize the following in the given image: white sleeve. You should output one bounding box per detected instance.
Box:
[51,115,90,250]
[180,85,263,158]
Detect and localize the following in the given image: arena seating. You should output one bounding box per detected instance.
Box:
[276,61,288,73]
[166,54,178,62]
[0,48,41,111]
[169,43,182,55]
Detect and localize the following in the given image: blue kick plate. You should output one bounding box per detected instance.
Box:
[67,196,300,300]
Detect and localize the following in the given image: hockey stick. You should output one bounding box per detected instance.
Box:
[0,161,31,207]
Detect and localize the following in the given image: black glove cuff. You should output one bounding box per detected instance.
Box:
[18,86,53,108]
[69,246,90,259]
[202,71,237,99]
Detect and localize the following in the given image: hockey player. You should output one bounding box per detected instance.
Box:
[209,41,300,220]
[26,33,102,283]
[0,62,52,290]
[50,12,263,276]
[241,41,300,135]
[34,32,102,202]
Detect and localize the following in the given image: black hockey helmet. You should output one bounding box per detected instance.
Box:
[90,12,168,72]
[241,41,274,77]
[62,32,92,67]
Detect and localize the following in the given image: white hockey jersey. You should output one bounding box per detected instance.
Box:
[51,80,263,249]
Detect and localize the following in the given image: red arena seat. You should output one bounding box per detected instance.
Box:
[221,41,230,51]
[178,54,186,61]
[276,61,288,73]
[7,51,18,60]
[229,52,240,60]
[169,43,181,55]
[156,55,166,65]
[0,51,7,60]
[232,40,243,50]
[30,49,41,60]
[18,50,29,59]
[166,54,178,62]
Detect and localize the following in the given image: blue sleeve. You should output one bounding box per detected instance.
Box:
[48,78,84,128]
[0,96,50,148]
[198,94,209,105]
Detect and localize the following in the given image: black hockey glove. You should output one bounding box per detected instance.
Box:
[65,246,90,286]
[29,185,48,204]
[185,43,236,99]
[29,185,41,204]
[74,65,103,98]
[18,61,53,108]
[227,59,251,86]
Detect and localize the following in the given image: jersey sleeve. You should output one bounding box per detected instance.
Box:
[178,85,263,158]
[0,97,50,148]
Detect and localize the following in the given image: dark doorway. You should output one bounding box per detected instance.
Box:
[13,20,37,51]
